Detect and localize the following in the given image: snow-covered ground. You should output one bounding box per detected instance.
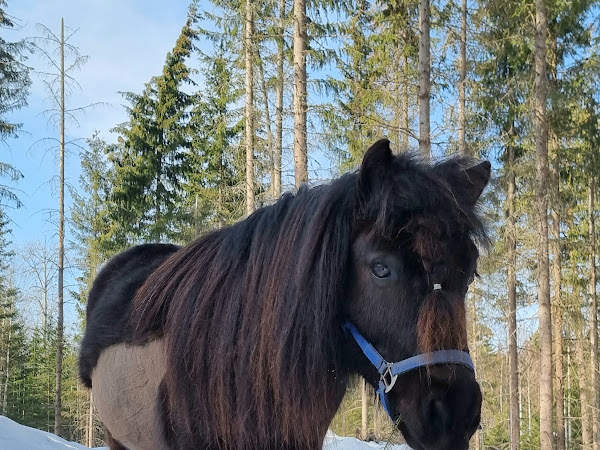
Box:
[0,415,410,450]
[322,431,410,450]
[0,416,102,449]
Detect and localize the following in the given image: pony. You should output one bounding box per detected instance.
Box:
[79,139,490,450]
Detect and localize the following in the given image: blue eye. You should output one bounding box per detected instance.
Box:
[372,263,390,278]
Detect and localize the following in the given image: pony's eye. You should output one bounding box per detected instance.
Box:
[372,262,390,278]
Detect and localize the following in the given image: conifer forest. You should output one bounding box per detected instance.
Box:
[1,0,600,448]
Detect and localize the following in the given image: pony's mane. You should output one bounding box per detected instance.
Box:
[131,152,486,449]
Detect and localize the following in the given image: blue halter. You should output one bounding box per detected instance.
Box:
[342,321,475,421]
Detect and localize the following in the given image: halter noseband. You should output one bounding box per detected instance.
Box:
[342,321,474,421]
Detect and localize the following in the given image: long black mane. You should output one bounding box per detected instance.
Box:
[130,150,486,449]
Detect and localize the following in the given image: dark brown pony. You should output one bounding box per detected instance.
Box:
[79,139,490,450]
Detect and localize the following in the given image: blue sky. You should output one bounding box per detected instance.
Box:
[5,0,190,241]
[3,0,194,328]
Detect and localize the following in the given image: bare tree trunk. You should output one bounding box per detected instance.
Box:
[418,0,430,160]
[86,390,93,447]
[576,325,592,448]
[507,125,520,450]
[245,0,255,215]
[257,55,274,200]
[293,0,307,188]
[471,288,481,450]
[527,364,531,433]
[1,307,12,415]
[361,379,368,440]
[458,0,467,156]
[373,397,378,440]
[155,163,161,241]
[589,176,599,450]
[273,0,285,198]
[401,53,409,153]
[394,48,402,148]
[55,17,65,437]
[500,355,504,415]
[534,0,552,447]
[194,194,199,238]
[43,257,48,336]
[551,135,565,450]
[567,343,572,444]
[343,404,347,436]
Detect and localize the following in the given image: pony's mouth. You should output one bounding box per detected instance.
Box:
[397,418,472,450]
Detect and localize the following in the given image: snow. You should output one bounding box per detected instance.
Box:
[0,416,104,449]
[322,431,411,450]
[0,416,411,450]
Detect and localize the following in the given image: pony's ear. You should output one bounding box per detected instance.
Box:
[358,139,393,197]
[434,159,491,206]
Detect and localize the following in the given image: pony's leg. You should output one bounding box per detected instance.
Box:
[105,428,129,450]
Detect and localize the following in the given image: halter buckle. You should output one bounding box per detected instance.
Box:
[382,363,398,393]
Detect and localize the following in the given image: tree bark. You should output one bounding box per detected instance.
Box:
[245,0,255,215]
[55,17,65,437]
[589,176,599,450]
[507,122,520,450]
[1,306,12,415]
[86,391,94,447]
[361,379,368,440]
[273,0,285,198]
[534,0,552,447]
[257,55,274,201]
[401,52,409,153]
[458,0,467,156]
[293,0,307,188]
[576,325,592,448]
[471,287,481,450]
[418,0,431,160]
[551,135,565,450]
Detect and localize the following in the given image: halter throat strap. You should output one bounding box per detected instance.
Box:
[342,321,475,421]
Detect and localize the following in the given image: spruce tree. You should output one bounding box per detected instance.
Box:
[185,39,245,234]
[0,0,31,207]
[110,4,199,244]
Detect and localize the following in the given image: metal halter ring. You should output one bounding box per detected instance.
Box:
[382,363,399,393]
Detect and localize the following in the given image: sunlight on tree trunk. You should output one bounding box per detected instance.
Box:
[273,0,285,198]
[55,17,65,437]
[458,0,467,156]
[550,135,565,450]
[361,379,367,440]
[534,0,552,446]
[507,125,519,450]
[293,0,307,187]
[418,0,430,160]
[245,0,255,215]
[589,176,599,450]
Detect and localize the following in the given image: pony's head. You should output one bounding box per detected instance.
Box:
[343,139,488,450]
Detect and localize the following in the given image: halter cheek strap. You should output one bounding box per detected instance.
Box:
[342,321,475,421]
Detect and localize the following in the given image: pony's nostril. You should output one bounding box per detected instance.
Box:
[427,397,453,433]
